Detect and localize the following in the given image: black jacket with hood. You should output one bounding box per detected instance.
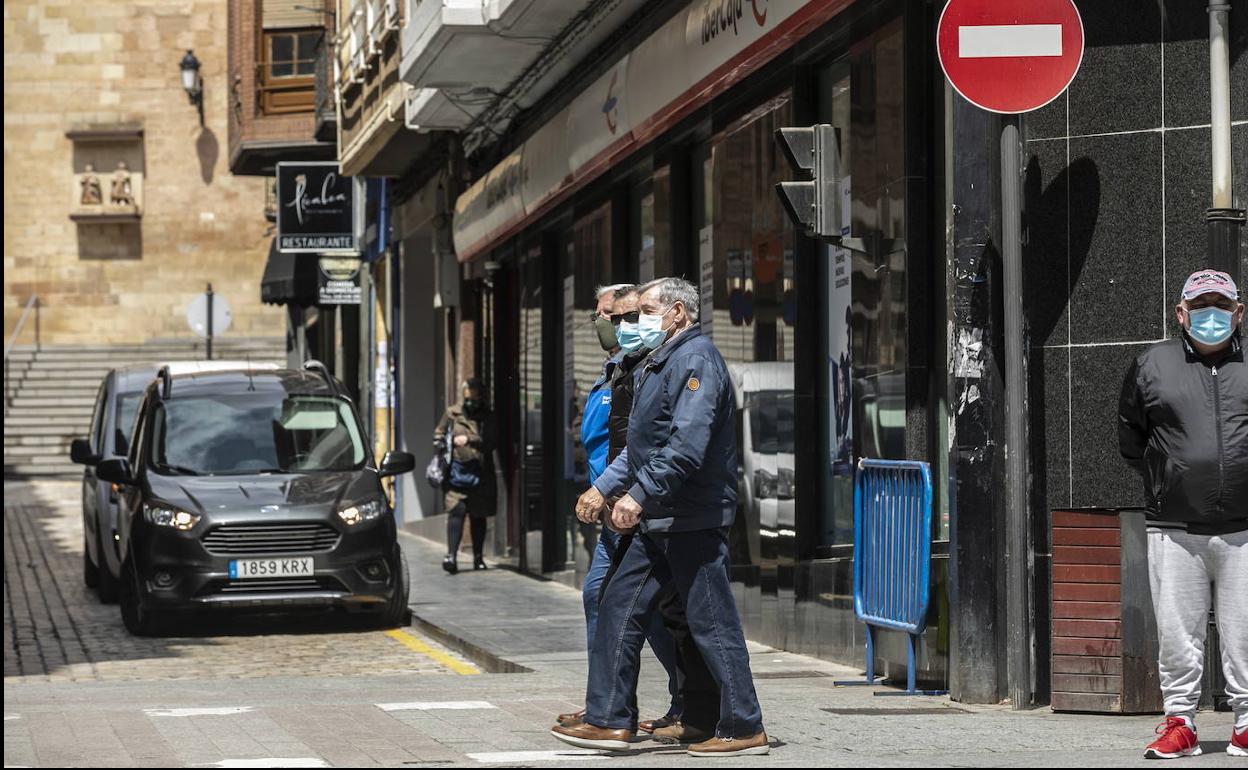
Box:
[1118,332,1248,534]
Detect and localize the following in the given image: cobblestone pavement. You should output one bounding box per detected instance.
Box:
[5,480,1242,768]
[3,480,474,683]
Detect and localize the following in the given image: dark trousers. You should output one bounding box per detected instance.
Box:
[586,528,762,738]
[599,532,719,730]
[446,504,487,559]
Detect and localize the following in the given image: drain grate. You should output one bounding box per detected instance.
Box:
[820,707,969,716]
[753,670,833,679]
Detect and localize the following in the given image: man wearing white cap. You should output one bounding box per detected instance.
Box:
[1119,269,1247,759]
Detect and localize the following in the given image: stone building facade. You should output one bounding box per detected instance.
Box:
[3,0,284,345]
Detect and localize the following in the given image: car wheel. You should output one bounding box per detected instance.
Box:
[119,560,160,636]
[95,525,120,604]
[378,551,410,629]
[83,533,100,589]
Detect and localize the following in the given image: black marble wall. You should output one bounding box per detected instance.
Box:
[1022,0,1248,528]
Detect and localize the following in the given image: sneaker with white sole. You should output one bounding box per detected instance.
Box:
[1229,725,1248,757]
[687,732,770,757]
[1145,717,1201,759]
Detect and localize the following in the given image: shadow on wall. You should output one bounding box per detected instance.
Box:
[77,222,142,260]
[197,127,219,185]
[1023,155,1100,705]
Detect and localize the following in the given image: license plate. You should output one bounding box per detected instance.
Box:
[229,557,314,579]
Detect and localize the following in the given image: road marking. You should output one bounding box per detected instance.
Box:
[3,715,20,721]
[377,700,497,712]
[467,750,609,763]
[958,24,1063,58]
[383,629,482,675]
[192,760,327,768]
[145,707,254,718]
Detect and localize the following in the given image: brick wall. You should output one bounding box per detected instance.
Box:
[3,0,285,345]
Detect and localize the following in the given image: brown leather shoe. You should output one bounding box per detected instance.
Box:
[652,721,714,744]
[638,713,679,733]
[550,721,634,751]
[687,731,770,757]
[556,708,585,726]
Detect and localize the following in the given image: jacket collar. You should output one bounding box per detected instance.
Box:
[1180,329,1243,365]
[647,324,704,367]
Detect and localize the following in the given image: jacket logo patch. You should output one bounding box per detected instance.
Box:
[688,377,700,392]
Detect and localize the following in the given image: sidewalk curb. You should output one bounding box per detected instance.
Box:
[405,611,535,675]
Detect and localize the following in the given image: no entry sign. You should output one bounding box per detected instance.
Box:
[938,0,1084,114]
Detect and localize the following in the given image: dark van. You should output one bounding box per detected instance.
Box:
[93,361,415,635]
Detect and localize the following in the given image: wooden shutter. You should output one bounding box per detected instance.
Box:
[263,0,322,29]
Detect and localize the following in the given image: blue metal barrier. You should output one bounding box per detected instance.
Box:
[835,458,946,696]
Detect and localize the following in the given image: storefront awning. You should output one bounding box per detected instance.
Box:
[260,241,318,306]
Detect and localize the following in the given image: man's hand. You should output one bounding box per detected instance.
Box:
[576,487,606,524]
[453,435,469,448]
[610,493,642,531]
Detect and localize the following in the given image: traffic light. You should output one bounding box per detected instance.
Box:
[775,124,842,241]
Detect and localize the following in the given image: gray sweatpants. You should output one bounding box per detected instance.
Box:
[1147,528,1248,729]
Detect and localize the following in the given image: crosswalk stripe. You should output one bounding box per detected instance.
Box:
[467,750,609,763]
[191,760,327,768]
[382,629,482,675]
[145,707,254,718]
[376,701,497,712]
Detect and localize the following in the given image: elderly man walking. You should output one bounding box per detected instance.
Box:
[551,277,768,757]
[1119,268,1248,759]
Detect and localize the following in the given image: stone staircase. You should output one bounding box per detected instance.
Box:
[3,339,286,478]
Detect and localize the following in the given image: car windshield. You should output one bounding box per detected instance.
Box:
[747,390,795,455]
[149,393,366,475]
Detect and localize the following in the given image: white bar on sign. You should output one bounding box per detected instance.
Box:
[958,24,1063,58]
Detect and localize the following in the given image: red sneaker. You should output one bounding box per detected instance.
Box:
[1145,717,1201,759]
[1229,725,1248,757]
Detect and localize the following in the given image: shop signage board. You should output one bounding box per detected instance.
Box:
[277,162,359,253]
[937,0,1084,114]
[453,0,847,260]
[317,256,362,305]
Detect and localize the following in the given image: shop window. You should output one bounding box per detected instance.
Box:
[519,244,545,544]
[817,17,913,548]
[698,92,798,570]
[260,29,321,114]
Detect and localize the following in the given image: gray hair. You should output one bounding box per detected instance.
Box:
[638,277,700,322]
[595,283,632,300]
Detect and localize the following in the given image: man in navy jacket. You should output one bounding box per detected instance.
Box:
[551,277,768,758]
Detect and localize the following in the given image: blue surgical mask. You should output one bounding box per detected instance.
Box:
[1187,306,1236,346]
[638,306,672,350]
[617,321,645,354]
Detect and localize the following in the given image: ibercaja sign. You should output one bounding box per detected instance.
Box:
[277,162,358,253]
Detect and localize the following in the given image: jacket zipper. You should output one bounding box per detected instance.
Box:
[1212,365,1224,515]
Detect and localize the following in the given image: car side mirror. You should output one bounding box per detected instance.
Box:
[378,450,416,478]
[95,458,134,486]
[70,438,101,466]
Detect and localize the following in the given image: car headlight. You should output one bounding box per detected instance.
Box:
[144,504,200,531]
[338,499,385,526]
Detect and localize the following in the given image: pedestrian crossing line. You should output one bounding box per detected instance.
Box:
[376,700,497,712]
[467,750,609,763]
[382,629,482,675]
[145,707,255,718]
[191,760,327,768]
[3,715,20,721]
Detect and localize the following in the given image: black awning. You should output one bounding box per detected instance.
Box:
[260,241,318,306]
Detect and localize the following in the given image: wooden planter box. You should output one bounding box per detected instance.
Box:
[1050,510,1163,714]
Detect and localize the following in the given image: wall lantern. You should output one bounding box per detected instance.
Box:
[180,49,204,125]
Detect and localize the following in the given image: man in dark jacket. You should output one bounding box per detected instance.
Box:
[1118,268,1247,759]
[552,277,767,758]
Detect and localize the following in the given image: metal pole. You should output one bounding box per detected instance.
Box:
[1207,2,1244,282]
[1001,115,1033,709]
[206,283,214,361]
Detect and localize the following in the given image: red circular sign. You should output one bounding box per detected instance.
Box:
[938,0,1084,114]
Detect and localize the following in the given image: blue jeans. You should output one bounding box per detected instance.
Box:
[583,528,682,717]
[585,528,763,738]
